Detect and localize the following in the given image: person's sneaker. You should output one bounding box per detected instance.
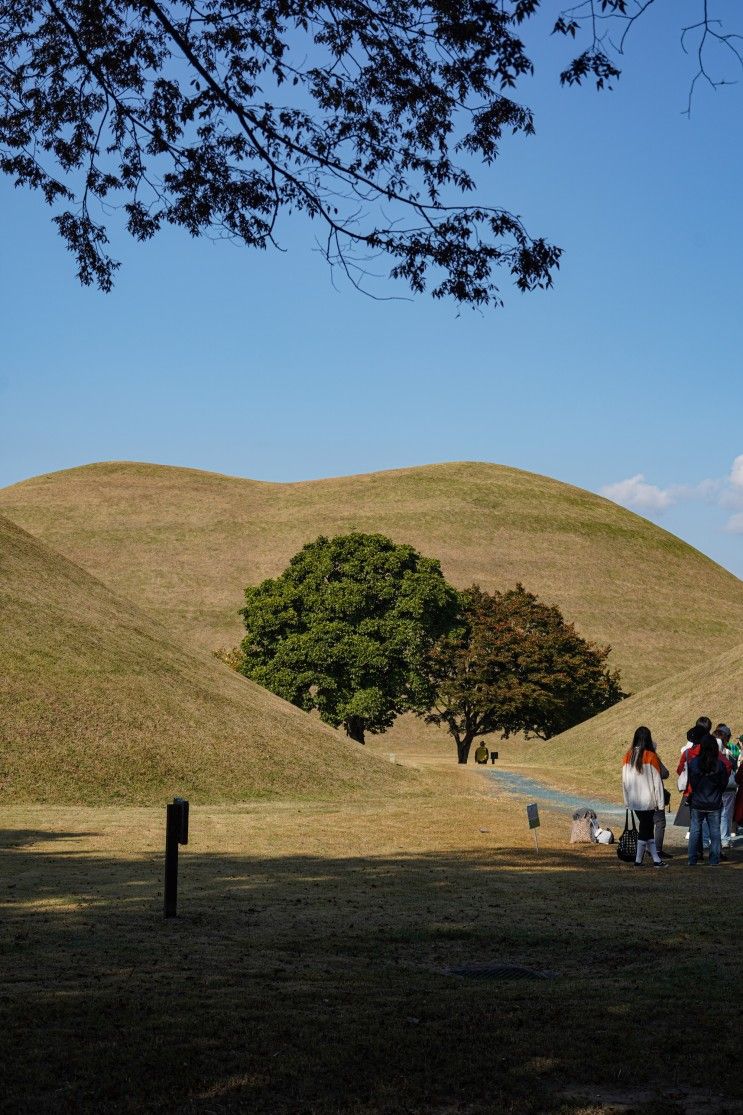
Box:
[653,860,668,868]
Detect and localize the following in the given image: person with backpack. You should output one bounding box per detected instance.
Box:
[621,726,668,868]
[687,734,730,866]
[677,717,730,860]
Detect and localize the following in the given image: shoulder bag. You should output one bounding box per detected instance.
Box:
[616,810,638,863]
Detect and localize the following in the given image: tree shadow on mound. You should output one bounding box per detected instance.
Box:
[0,837,739,1115]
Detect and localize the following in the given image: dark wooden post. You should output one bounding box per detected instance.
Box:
[164,797,189,918]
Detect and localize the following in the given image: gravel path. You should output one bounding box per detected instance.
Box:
[486,766,691,849]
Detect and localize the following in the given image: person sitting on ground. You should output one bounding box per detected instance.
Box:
[688,734,729,866]
[622,726,668,868]
[474,741,489,764]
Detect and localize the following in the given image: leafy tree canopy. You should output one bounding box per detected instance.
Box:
[422,583,626,763]
[1,1,738,303]
[239,532,459,743]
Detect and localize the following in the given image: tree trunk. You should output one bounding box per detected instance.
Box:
[456,735,474,764]
[346,716,365,744]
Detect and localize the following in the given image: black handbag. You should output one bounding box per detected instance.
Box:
[617,810,638,862]
[673,799,691,828]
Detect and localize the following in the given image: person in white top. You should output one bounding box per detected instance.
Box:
[622,726,668,867]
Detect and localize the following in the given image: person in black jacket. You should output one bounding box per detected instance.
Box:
[687,734,730,866]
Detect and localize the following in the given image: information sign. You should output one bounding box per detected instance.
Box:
[526,802,540,855]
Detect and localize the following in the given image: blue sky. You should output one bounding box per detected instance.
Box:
[1,4,741,576]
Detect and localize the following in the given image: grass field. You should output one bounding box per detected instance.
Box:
[0,514,408,804]
[2,768,741,1115]
[3,460,743,694]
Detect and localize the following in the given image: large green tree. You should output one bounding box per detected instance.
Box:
[421,584,626,763]
[1,2,736,303]
[239,532,459,743]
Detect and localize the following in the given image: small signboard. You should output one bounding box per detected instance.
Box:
[526,803,540,830]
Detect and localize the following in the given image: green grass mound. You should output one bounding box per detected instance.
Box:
[0,516,409,805]
[521,641,743,799]
[2,461,742,694]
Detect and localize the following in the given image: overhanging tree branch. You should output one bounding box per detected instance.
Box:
[1,1,739,302]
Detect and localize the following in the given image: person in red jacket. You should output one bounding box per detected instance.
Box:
[688,736,730,866]
[678,721,732,860]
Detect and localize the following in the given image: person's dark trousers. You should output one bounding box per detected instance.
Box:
[653,808,666,853]
[636,810,654,840]
[689,809,722,865]
[694,813,712,859]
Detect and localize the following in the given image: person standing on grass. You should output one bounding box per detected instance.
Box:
[734,746,743,836]
[622,726,668,868]
[653,747,672,857]
[678,718,718,860]
[713,724,737,849]
[687,735,729,867]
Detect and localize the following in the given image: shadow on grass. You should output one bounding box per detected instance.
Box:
[0,829,98,848]
[1,835,740,1115]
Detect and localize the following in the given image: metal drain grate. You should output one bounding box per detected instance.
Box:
[445,962,558,981]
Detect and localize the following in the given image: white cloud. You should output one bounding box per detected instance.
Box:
[672,478,723,502]
[602,454,743,528]
[601,474,675,513]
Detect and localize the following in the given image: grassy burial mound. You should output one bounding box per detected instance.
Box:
[0,516,408,804]
[2,460,743,693]
[510,641,743,799]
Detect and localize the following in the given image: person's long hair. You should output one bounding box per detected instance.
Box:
[687,716,712,743]
[699,734,719,775]
[631,726,655,772]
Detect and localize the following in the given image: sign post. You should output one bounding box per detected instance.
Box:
[164,797,189,918]
[526,802,540,855]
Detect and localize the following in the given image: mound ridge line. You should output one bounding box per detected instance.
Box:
[2,459,742,696]
[0,514,409,804]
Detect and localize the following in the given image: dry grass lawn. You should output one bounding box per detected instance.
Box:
[3,460,743,693]
[2,768,741,1115]
[0,515,408,804]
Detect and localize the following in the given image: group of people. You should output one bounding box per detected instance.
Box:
[621,718,743,867]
